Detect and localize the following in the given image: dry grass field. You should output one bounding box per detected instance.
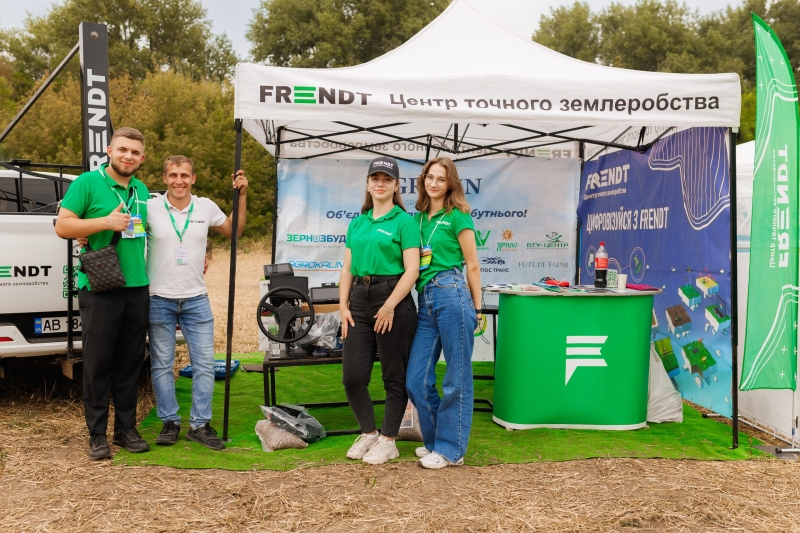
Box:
[1,244,800,532]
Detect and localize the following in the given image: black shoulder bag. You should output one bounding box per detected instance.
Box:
[78,231,126,292]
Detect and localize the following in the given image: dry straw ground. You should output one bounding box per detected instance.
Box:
[1,245,800,532]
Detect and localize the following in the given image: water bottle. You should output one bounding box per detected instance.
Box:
[594,242,608,288]
[267,317,281,357]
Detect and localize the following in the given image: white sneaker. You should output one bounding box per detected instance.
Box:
[415,446,431,458]
[418,451,464,469]
[346,433,379,460]
[362,436,400,465]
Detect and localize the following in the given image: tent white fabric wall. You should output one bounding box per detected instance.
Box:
[735,140,800,443]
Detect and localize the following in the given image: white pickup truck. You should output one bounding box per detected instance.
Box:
[0,168,83,364]
[0,168,181,375]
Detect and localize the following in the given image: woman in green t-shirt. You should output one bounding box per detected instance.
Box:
[338,156,420,465]
[406,157,482,469]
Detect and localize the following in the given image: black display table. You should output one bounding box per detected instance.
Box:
[241,352,382,436]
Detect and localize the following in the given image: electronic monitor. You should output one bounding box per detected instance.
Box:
[268,274,309,300]
[263,263,294,279]
[310,286,340,304]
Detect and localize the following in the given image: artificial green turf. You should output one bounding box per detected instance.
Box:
[115,353,765,470]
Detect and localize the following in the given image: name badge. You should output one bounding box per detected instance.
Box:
[122,214,146,239]
[132,215,146,237]
[419,245,432,271]
[176,246,190,265]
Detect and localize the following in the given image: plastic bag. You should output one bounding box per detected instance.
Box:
[647,346,684,423]
[396,400,423,442]
[260,403,327,443]
[255,420,308,452]
[296,312,341,348]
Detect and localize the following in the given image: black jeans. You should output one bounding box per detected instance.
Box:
[342,279,417,437]
[78,286,149,436]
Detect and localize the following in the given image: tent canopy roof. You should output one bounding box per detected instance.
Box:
[234,0,741,162]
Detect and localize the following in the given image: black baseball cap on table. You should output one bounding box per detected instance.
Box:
[367,156,400,180]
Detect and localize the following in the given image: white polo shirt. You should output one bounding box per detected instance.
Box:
[146,193,227,298]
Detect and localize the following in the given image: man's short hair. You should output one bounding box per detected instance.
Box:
[163,155,195,175]
[110,127,145,146]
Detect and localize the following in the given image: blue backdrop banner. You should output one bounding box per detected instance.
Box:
[276,157,580,290]
[578,127,732,416]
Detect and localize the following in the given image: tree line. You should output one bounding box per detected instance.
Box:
[535,0,800,142]
[0,0,795,236]
[0,0,447,239]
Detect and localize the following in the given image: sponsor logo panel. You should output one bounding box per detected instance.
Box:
[497,229,518,252]
[286,234,346,244]
[288,260,344,270]
[475,230,491,250]
[527,231,570,251]
[479,256,509,273]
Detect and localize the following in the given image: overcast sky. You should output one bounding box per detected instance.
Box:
[1,0,737,60]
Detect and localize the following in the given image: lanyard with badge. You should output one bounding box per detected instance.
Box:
[103,166,144,239]
[164,197,194,265]
[419,212,445,271]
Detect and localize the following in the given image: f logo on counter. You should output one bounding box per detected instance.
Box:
[565,336,608,385]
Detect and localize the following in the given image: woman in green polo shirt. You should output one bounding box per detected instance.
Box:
[339,156,420,465]
[406,156,482,469]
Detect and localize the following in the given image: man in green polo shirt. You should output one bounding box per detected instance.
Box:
[55,127,151,460]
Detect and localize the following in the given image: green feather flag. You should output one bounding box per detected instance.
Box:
[741,14,799,391]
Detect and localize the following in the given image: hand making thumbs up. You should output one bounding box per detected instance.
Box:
[108,202,131,232]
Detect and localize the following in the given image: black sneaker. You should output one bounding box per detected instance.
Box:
[112,427,150,453]
[187,423,225,450]
[156,421,181,446]
[88,434,111,461]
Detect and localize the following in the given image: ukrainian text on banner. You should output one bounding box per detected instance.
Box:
[275,157,579,289]
[578,127,733,416]
[741,15,799,392]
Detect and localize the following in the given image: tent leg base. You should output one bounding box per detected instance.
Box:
[776,448,800,454]
[61,357,81,380]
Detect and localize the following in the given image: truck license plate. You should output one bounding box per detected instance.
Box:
[34,316,82,334]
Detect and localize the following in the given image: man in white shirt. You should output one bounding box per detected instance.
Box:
[147,155,247,450]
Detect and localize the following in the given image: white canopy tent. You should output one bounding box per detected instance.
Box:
[234,0,740,163]
[225,0,743,444]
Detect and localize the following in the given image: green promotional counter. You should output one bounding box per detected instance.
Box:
[493,289,656,430]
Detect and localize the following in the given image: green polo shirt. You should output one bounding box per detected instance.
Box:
[345,205,417,277]
[60,165,149,290]
[414,208,474,291]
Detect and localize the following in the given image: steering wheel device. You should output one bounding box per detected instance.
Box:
[256,286,316,344]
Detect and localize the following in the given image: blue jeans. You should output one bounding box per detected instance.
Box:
[407,269,478,462]
[149,294,215,430]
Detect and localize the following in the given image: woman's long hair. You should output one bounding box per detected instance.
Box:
[415,157,471,214]
[360,174,406,214]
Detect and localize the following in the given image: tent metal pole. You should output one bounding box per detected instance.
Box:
[223,118,243,441]
[729,127,739,449]
[271,127,283,263]
[0,42,79,144]
[453,123,458,154]
[576,141,585,286]
[425,135,431,162]
[434,124,453,159]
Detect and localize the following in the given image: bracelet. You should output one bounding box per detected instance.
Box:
[381,306,394,314]
[107,215,112,229]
